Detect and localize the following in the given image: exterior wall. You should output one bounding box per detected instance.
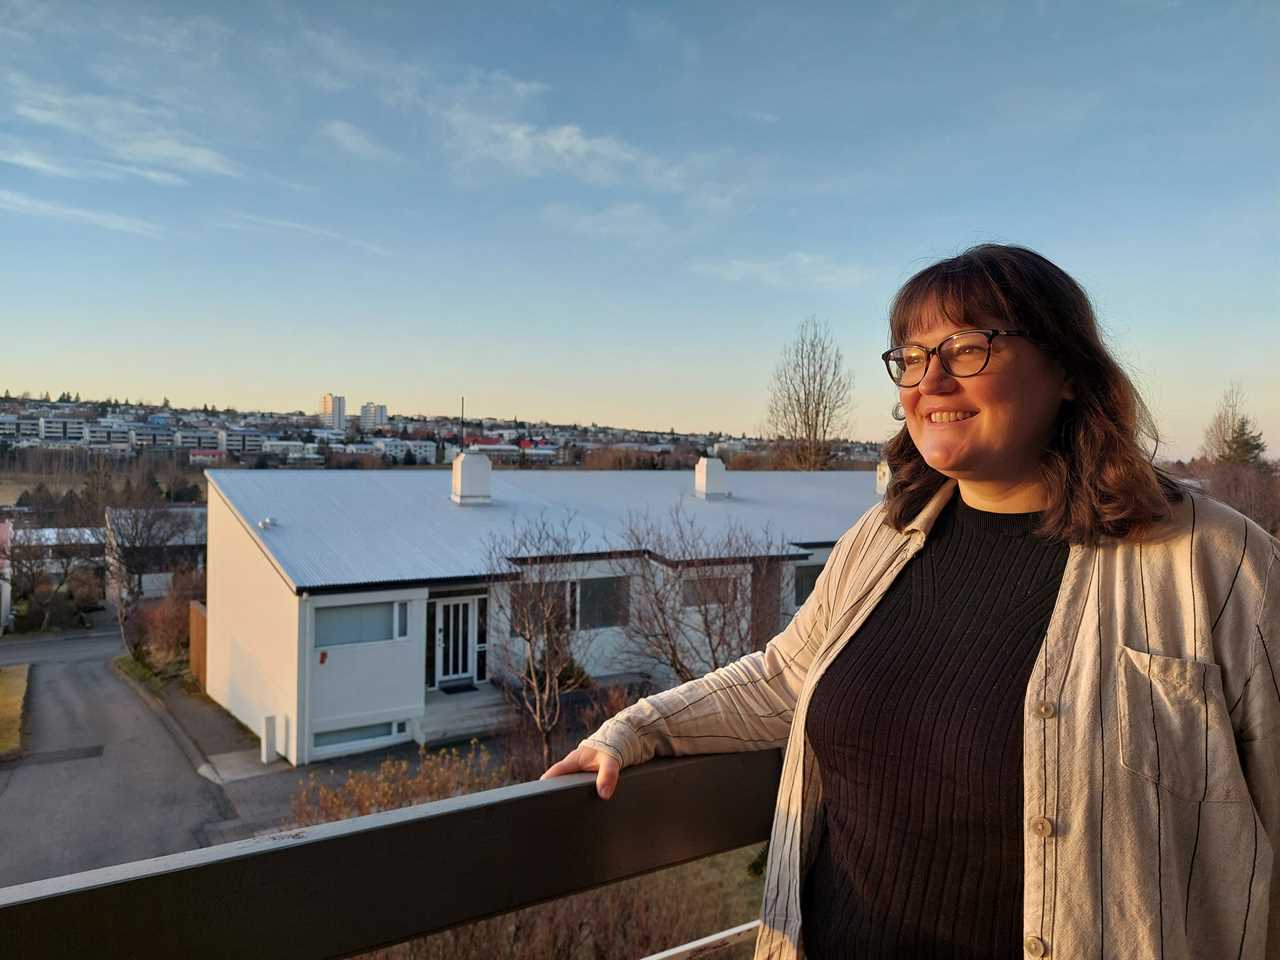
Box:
[301,589,428,763]
[489,552,828,691]
[0,520,11,635]
[190,600,207,689]
[205,485,303,764]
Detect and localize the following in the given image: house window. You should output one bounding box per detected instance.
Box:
[425,602,436,687]
[397,601,408,638]
[579,576,629,629]
[794,565,822,607]
[476,597,488,682]
[314,722,393,748]
[315,602,396,647]
[681,575,739,607]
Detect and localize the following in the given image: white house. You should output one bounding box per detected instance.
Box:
[203,456,880,765]
[0,519,11,634]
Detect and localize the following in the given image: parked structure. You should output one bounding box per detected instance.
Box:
[203,457,879,765]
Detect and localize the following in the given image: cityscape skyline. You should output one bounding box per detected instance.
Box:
[2,1,1276,462]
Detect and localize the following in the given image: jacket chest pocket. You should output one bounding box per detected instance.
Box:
[1115,646,1249,803]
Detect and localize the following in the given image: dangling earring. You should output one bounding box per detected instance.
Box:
[891,401,906,422]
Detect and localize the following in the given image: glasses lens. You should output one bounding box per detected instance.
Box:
[940,332,990,377]
[887,345,927,385]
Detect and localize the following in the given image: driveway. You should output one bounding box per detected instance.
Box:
[0,636,231,888]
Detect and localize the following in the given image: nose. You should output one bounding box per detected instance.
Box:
[916,349,958,395]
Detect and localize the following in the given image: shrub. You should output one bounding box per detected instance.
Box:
[291,741,506,827]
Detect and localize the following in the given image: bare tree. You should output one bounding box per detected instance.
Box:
[105,494,201,659]
[766,315,854,469]
[608,503,790,685]
[485,511,597,770]
[1201,382,1248,463]
[0,518,101,631]
[0,524,46,613]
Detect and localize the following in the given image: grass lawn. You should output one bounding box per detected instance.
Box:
[0,664,30,758]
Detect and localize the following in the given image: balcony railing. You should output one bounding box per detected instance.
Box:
[0,749,782,959]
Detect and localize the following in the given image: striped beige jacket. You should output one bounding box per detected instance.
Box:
[582,477,1280,959]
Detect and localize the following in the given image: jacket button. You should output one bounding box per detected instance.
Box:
[1033,701,1056,719]
[1024,934,1047,956]
[1030,816,1055,838]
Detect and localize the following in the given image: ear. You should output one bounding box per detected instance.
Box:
[1062,380,1075,402]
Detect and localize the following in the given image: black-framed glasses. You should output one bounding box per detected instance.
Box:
[881,328,1043,387]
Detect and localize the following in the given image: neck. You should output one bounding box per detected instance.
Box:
[955,477,1051,513]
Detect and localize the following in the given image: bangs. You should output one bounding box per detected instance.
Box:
[888,259,1018,346]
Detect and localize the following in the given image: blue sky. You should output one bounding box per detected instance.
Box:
[1,0,1275,460]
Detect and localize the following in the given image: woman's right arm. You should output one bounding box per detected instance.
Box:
[544,507,881,797]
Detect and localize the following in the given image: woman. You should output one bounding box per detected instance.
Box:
[542,244,1279,959]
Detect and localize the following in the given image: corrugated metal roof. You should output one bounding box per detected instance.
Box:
[205,468,881,592]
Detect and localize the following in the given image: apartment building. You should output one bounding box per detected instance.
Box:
[320,394,347,432]
[359,403,388,431]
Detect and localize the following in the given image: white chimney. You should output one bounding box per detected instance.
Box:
[694,456,729,500]
[451,452,492,505]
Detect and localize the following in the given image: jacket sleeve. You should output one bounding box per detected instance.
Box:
[1236,542,1280,958]
[579,511,871,769]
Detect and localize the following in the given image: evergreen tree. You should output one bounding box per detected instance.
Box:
[1222,416,1267,466]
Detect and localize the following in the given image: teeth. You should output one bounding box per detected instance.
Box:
[929,411,976,423]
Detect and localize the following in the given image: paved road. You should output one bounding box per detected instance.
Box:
[0,652,230,888]
[0,630,123,667]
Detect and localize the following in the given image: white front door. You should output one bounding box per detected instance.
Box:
[435,598,473,684]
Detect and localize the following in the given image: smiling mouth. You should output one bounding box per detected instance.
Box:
[925,411,978,425]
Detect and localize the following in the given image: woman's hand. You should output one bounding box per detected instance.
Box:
[540,745,620,800]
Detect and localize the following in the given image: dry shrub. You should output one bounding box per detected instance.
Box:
[67,568,102,612]
[574,683,643,737]
[130,567,206,673]
[291,740,507,827]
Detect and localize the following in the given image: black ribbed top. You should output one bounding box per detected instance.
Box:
[801,490,1069,959]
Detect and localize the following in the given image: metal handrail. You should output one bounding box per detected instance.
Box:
[0,749,782,959]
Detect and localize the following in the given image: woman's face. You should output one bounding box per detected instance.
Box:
[899,310,1074,487]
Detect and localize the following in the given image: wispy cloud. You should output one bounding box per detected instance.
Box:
[321,120,401,163]
[266,26,723,200]
[0,188,163,237]
[216,212,390,256]
[0,146,78,178]
[0,141,187,185]
[692,252,871,290]
[4,71,240,178]
[542,202,677,244]
[736,109,780,125]
[443,109,636,185]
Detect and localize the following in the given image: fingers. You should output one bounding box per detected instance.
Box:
[539,748,621,800]
[595,756,619,800]
[539,753,582,780]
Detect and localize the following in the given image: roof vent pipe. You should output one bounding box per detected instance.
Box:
[694,456,729,500]
[451,452,492,505]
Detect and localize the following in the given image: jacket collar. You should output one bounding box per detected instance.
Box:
[903,477,959,539]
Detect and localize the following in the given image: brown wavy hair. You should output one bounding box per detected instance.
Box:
[881,243,1185,545]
